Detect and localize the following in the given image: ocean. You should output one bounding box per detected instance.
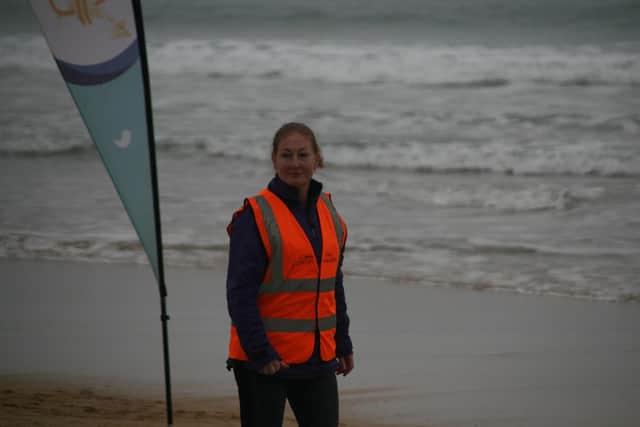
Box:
[1,0,639,302]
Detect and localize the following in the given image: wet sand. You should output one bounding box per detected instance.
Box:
[0,374,241,427]
[0,375,413,427]
[1,259,639,426]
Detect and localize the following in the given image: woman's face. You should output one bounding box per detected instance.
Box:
[272,132,320,191]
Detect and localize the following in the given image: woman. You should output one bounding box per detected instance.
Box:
[226,122,354,427]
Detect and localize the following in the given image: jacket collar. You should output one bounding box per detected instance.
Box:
[268,175,323,206]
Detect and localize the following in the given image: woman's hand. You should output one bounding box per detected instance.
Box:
[259,359,289,376]
[336,353,354,376]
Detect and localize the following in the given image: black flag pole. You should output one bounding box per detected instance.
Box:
[131,1,174,425]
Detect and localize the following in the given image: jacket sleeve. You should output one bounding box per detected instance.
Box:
[334,232,353,357]
[226,205,280,369]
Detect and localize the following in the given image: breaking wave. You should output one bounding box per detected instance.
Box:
[2,35,639,88]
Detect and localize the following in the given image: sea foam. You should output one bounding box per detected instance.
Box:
[2,35,639,88]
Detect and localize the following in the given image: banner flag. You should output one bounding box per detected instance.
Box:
[30,0,163,285]
[30,2,173,424]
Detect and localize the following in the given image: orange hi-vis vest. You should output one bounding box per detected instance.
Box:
[228,189,347,364]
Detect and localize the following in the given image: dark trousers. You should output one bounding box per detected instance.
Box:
[233,365,339,427]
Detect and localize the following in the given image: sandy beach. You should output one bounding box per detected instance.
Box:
[1,374,240,427]
[1,259,639,427]
[0,375,409,427]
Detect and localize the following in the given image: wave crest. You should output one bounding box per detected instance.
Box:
[3,35,639,88]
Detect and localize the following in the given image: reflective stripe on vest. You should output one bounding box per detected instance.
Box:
[262,315,337,333]
[320,193,345,250]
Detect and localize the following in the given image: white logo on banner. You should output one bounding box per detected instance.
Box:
[114,129,132,149]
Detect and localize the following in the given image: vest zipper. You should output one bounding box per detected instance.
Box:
[313,220,321,348]
[308,203,321,355]
[314,249,321,357]
[308,206,320,332]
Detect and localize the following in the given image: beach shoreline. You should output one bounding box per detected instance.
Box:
[1,374,418,427]
[1,258,639,427]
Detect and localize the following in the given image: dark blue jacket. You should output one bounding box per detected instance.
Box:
[226,175,353,378]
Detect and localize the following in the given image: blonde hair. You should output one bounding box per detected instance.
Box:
[271,122,324,168]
